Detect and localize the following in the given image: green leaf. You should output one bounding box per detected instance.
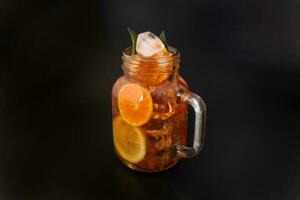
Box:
[127,27,138,54]
[159,30,169,52]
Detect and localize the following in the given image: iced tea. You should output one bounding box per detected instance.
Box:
[112,30,206,172]
[112,72,189,171]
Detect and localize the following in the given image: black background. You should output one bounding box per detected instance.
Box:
[1,0,300,199]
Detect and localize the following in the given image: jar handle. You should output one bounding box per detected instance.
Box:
[176,91,207,158]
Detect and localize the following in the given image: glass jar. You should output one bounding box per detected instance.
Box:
[112,47,206,172]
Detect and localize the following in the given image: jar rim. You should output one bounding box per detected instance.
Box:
[122,46,180,63]
[121,46,180,75]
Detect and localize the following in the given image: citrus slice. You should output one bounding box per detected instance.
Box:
[118,83,153,126]
[113,116,146,163]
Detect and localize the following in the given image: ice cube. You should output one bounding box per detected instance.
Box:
[145,118,171,137]
[153,134,172,151]
[136,31,165,57]
[147,133,172,152]
[150,81,177,120]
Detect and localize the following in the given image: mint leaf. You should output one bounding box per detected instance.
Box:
[159,30,169,52]
[127,27,138,54]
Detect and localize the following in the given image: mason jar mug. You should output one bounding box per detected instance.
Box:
[112,47,206,172]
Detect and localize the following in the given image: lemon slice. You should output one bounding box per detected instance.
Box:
[113,116,146,164]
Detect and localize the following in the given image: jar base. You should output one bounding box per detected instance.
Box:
[119,157,181,173]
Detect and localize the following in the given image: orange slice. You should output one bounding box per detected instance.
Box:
[113,116,146,163]
[118,83,153,126]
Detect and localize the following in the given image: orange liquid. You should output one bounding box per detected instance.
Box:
[112,75,188,172]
